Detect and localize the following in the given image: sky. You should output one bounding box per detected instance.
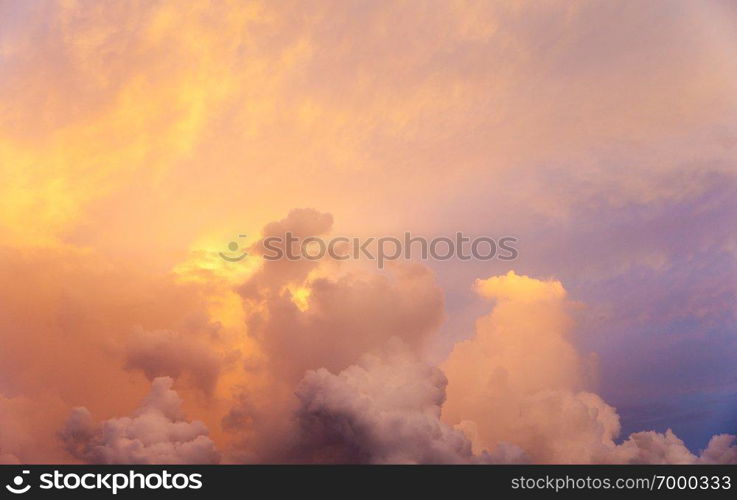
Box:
[0,0,736,463]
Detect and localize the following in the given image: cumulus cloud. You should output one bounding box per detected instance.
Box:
[219,210,448,461]
[215,221,737,465]
[442,271,612,462]
[700,434,737,464]
[231,265,737,465]
[60,377,220,464]
[614,430,698,464]
[442,271,737,464]
[291,340,480,464]
[609,430,737,465]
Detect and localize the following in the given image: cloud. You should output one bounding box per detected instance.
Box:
[0,244,229,461]
[442,271,611,462]
[243,267,736,465]
[249,265,444,382]
[221,211,447,461]
[239,208,335,298]
[611,430,737,464]
[442,271,737,464]
[700,434,737,464]
[235,209,445,383]
[291,340,480,463]
[60,377,220,464]
[0,0,735,464]
[614,430,698,464]
[124,323,232,395]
